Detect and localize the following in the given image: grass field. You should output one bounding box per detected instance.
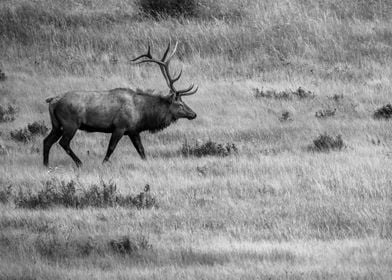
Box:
[1,0,392,279]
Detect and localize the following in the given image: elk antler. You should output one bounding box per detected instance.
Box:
[132,42,198,98]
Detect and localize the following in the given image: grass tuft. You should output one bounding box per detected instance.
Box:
[279,111,293,122]
[182,139,238,157]
[0,69,6,81]
[110,235,152,255]
[309,133,345,152]
[253,87,315,100]
[0,104,17,123]
[27,121,49,135]
[373,104,392,119]
[10,121,49,142]
[315,108,336,119]
[10,128,33,143]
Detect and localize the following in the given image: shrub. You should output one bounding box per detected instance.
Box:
[131,184,156,210]
[329,94,344,102]
[279,111,293,122]
[79,181,118,208]
[315,108,336,118]
[109,236,139,254]
[0,69,6,81]
[138,0,197,18]
[27,121,49,135]
[0,104,17,122]
[10,128,33,142]
[182,139,238,157]
[13,180,156,209]
[110,235,153,256]
[253,87,315,100]
[10,121,49,142]
[0,140,8,155]
[310,133,345,152]
[373,104,392,119]
[0,185,12,203]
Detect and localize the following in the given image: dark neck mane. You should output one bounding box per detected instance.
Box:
[138,94,176,133]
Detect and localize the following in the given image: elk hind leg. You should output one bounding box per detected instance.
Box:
[43,128,63,166]
[59,126,82,167]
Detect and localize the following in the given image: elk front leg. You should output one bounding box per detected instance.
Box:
[129,134,146,159]
[103,129,125,163]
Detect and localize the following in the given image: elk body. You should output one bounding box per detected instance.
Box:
[43,42,198,167]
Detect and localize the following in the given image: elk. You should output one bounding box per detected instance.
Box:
[43,42,198,167]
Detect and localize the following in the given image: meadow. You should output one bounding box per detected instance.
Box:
[1,0,392,279]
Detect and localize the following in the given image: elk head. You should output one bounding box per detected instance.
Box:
[132,42,198,120]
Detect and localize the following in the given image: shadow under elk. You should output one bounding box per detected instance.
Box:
[43,42,198,167]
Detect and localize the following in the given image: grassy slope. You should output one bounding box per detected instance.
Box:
[1,0,392,279]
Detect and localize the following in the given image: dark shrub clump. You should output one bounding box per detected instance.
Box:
[315,108,336,119]
[0,185,12,203]
[253,87,315,100]
[10,128,33,142]
[182,140,238,157]
[110,235,152,255]
[27,121,49,135]
[0,69,6,81]
[12,180,157,209]
[138,0,197,18]
[329,94,344,102]
[279,111,293,122]
[373,104,392,119]
[0,104,17,122]
[310,133,345,152]
[10,121,49,142]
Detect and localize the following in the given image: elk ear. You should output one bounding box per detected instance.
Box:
[164,93,176,102]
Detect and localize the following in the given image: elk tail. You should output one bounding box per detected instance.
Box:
[45,97,54,103]
[46,96,61,129]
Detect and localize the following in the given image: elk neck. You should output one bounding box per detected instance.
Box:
[138,94,176,133]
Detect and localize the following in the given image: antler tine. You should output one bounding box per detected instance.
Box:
[132,41,197,97]
[133,59,166,66]
[179,85,198,96]
[166,41,178,64]
[131,44,152,62]
[172,69,182,83]
[161,42,171,62]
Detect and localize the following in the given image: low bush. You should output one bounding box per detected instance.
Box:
[373,104,392,119]
[309,133,345,152]
[279,111,293,122]
[12,180,157,209]
[138,0,197,18]
[0,140,8,155]
[182,139,238,157]
[137,0,246,20]
[0,104,17,122]
[315,108,336,119]
[0,69,6,81]
[0,184,12,203]
[110,235,152,255]
[10,128,33,142]
[329,94,344,102]
[27,121,49,135]
[253,87,315,100]
[35,233,153,260]
[10,121,49,142]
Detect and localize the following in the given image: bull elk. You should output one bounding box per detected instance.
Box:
[43,42,198,167]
